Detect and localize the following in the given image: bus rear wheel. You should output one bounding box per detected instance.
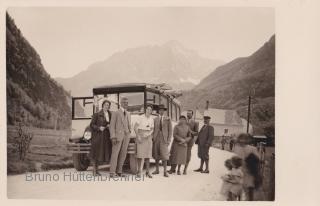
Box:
[72,153,90,171]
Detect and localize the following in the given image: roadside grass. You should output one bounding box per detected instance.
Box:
[7,126,73,175]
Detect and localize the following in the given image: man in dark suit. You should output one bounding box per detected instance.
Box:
[184,110,199,174]
[152,104,172,177]
[194,115,214,173]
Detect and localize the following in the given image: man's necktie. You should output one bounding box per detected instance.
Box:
[160,116,163,131]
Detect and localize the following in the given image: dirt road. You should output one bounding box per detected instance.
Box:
[7,147,234,200]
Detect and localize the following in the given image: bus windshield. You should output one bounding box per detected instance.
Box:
[120,92,144,114]
[94,92,145,114]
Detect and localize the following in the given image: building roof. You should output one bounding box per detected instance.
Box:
[193,108,243,126]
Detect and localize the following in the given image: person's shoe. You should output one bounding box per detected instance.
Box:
[152,170,160,175]
[201,170,210,174]
[164,173,169,177]
[194,168,203,172]
[136,173,142,178]
[183,170,187,175]
[146,172,153,178]
[109,173,119,178]
[168,170,175,174]
[117,173,126,177]
[177,171,181,175]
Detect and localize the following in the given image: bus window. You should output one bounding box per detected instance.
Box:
[172,103,177,121]
[146,91,160,106]
[73,97,93,119]
[160,95,169,116]
[94,94,118,112]
[119,92,144,114]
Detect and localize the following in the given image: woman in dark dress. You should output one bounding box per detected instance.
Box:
[169,115,192,175]
[89,100,112,176]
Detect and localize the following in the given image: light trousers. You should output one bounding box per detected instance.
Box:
[109,136,130,174]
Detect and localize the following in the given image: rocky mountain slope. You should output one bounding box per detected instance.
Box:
[56,40,224,95]
[179,35,275,135]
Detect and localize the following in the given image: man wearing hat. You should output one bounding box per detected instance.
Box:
[152,104,172,177]
[194,115,214,173]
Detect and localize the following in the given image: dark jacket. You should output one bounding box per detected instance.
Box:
[90,110,112,133]
[187,119,199,147]
[195,124,214,146]
[89,110,112,162]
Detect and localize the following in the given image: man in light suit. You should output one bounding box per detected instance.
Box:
[152,104,172,177]
[194,115,214,174]
[109,97,131,178]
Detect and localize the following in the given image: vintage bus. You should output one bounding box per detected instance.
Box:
[68,83,181,173]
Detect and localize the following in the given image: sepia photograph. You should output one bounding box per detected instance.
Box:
[6,6,275,201]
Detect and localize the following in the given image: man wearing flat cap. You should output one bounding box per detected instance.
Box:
[194,115,214,173]
[152,104,172,177]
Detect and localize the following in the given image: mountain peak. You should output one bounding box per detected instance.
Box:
[56,39,224,95]
[163,40,185,48]
[162,40,198,57]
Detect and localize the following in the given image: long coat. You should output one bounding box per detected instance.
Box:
[153,115,172,160]
[170,124,192,165]
[89,110,112,162]
[196,124,214,160]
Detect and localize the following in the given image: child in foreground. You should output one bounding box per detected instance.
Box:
[220,159,233,200]
[234,133,262,201]
[220,156,244,201]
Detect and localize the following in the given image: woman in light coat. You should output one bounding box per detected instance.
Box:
[134,104,154,178]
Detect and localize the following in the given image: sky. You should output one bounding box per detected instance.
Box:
[7,7,274,78]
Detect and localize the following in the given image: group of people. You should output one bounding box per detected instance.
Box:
[88,97,215,179]
[89,97,132,177]
[89,97,261,201]
[221,132,236,151]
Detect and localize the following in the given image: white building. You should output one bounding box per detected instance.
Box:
[182,108,253,137]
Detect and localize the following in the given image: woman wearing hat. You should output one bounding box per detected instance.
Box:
[89,100,112,176]
[134,104,154,178]
[168,115,192,175]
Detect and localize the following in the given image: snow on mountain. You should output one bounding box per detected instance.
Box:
[56,41,224,96]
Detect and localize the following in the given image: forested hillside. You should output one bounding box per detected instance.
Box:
[6,13,71,130]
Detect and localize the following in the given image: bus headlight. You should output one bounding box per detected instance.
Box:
[83,131,92,140]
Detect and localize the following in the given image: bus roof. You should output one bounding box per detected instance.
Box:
[92,83,181,106]
[93,83,147,94]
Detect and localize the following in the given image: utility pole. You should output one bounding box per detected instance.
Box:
[247,95,251,134]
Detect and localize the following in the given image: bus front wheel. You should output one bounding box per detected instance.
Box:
[72,153,90,171]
